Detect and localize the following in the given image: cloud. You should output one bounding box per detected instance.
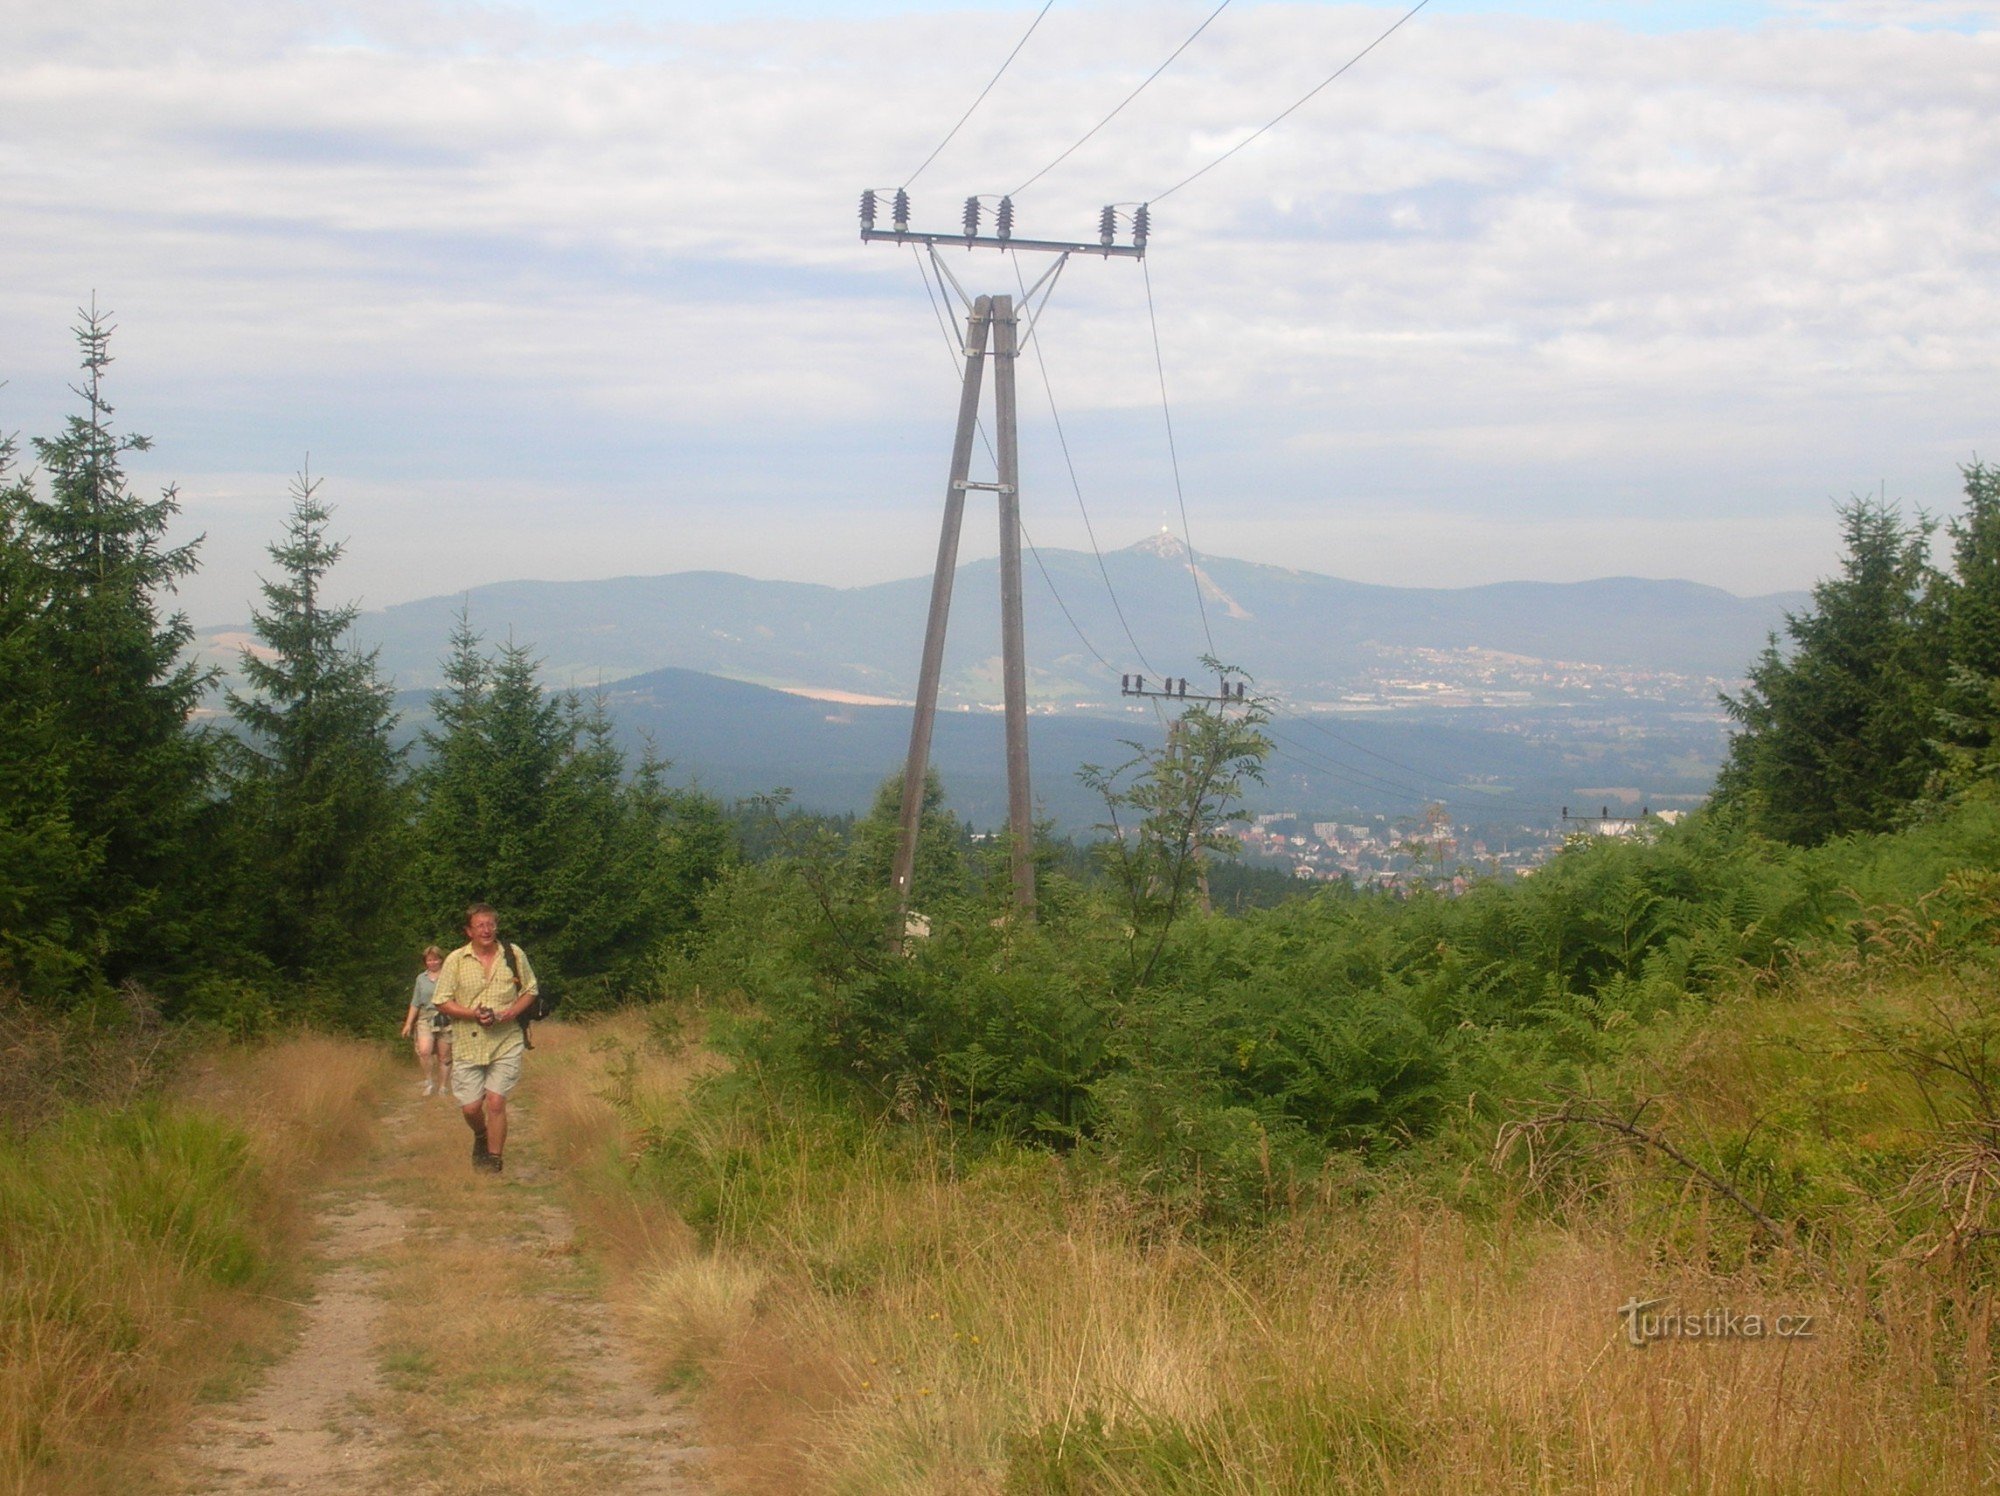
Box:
[3,1,1995,626]
[1773,1,2000,26]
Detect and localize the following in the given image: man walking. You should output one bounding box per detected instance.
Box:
[432,903,538,1174]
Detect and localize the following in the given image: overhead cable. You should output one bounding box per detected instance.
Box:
[1266,696,1527,803]
[1012,254,1158,677]
[903,1,1058,189]
[1262,711,1554,819]
[1262,722,1550,821]
[1262,721,1457,807]
[909,248,1119,678]
[1152,0,1433,203]
[1018,514,1121,675]
[1011,0,1234,198]
[1143,258,1215,655]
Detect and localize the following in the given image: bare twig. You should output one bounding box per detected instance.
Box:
[1498,1097,1791,1244]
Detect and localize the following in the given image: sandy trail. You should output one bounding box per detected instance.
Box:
[176,1079,705,1494]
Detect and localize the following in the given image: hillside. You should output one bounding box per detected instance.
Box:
[217,536,1801,706]
[377,665,1709,833]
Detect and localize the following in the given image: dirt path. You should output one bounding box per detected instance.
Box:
[176,1077,706,1495]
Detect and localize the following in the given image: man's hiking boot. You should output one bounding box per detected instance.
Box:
[477,1153,503,1175]
[471,1133,491,1168]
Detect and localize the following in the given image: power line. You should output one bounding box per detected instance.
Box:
[911,245,1000,467]
[1263,738,1433,813]
[1018,513,1120,675]
[1011,0,1234,198]
[903,1,1058,190]
[1143,256,1215,655]
[1011,254,1158,677]
[1263,721,1458,807]
[1266,696,1528,803]
[1260,708,1555,819]
[1153,0,1433,204]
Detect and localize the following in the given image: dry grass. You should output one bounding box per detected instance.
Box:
[0,1029,390,1496]
[537,980,2000,1496]
[350,1023,707,1495]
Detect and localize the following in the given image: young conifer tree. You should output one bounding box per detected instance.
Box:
[412,633,568,961]
[17,303,211,986]
[1932,461,2000,792]
[412,631,728,1001]
[412,611,494,935]
[0,431,97,999]
[225,467,408,1012]
[1717,497,1943,843]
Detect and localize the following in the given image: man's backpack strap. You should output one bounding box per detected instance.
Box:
[498,939,536,1050]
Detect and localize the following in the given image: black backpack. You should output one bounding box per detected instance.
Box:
[497,939,558,1048]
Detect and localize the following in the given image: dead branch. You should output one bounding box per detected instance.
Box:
[1898,1118,2000,1265]
[1497,1097,1791,1244]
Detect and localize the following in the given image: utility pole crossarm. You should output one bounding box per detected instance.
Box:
[860,190,1148,260]
[1121,675,1250,705]
[862,228,1145,259]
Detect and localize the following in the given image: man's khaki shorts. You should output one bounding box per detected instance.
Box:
[450,1051,523,1106]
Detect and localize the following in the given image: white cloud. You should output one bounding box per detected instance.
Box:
[3,1,1996,626]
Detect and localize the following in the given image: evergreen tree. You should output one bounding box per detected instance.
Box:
[1942,461,2000,679]
[0,431,95,997]
[1717,497,1944,844]
[474,639,572,933]
[224,468,408,1012]
[411,611,495,935]
[15,304,211,985]
[537,700,730,998]
[1931,461,2000,794]
[410,632,728,1002]
[626,741,733,951]
[854,767,964,903]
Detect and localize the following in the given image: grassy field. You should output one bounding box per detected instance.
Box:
[6,936,1994,1492]
[0,1015,390,1496]
[535,961,2000,1495]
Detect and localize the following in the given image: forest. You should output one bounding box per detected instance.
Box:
[8,315,2000,1490]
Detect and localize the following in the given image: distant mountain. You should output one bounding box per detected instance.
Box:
[209,535,1801,705]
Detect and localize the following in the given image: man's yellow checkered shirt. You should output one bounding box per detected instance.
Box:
[433,941,538,1066]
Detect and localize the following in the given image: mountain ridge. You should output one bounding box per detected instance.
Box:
[200,535,1807,705]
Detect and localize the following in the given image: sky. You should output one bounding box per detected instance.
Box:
[3,0,1997,628]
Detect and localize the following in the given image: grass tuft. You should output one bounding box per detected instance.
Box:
[0,1028,388,1494]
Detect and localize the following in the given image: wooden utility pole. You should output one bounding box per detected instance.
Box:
[863,190,1147,927]
[891,297,992,915]
[992,296,1035,911]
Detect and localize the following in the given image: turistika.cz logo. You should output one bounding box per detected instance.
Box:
[1616,1298,1817,1348]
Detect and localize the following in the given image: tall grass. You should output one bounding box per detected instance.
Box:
[545,973,2000,1494]
[0,1028,388,1495]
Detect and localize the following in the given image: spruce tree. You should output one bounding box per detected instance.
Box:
[539,702,730,999]
[1943,461,2000,679]
[410,633,728,1001]
[1931,461,2000,793]
[224,467,408,1013]
[411,633,567,954]
[0,431,96,997]
[476,638,571,932]
[16,304,211,985]
[411,611,495,937]
[1717,497,1944,843]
